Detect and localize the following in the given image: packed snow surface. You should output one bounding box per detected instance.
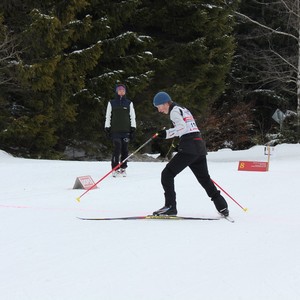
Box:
[1,144,299,299]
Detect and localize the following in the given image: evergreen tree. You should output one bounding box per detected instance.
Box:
[0,0,237,157]
[128,0,237,154]
[73,0,156,157]
[86,0,154,93]
[0,0,156,158]
[133,0,236,112]
[0,0,102,158]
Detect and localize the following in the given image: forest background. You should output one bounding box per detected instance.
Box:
[0,0,299,160]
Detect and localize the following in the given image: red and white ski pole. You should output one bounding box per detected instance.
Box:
[212,179,248,212]
[76,132,158,202]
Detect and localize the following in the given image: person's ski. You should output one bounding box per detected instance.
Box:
[77,215,221,221]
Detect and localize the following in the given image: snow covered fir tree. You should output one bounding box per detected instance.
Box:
[0,0,299,159]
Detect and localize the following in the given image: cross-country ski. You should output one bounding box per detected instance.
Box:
[77,215,221,221]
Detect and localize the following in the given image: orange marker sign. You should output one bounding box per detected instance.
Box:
[238,161,268,172]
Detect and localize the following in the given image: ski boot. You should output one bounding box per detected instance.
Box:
[212,192,229,217]
[153,205,177,216]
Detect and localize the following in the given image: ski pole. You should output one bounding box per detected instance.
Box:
[76,132,158,202]
[212,179,248,212]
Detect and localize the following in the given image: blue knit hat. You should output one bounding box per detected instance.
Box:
[153,92,171,106]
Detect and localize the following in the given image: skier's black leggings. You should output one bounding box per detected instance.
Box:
[161,152,218,206]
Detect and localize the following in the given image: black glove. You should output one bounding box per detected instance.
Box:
[130,127,136,140]
[157,130,166,139]
[105,127,111,138]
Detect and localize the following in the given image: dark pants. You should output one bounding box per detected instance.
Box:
[161,152,218,207]
[112,137,129,169]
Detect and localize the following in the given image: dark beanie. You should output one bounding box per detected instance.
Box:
[116,84,126,93]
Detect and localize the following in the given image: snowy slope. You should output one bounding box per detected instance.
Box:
[0,144,300,300]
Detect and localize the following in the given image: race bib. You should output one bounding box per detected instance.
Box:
[180,108,199,133]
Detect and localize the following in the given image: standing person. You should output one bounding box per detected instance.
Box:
[152,91,229,217]
[105,84,136,177]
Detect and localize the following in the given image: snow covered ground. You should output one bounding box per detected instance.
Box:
[0,143,300,300]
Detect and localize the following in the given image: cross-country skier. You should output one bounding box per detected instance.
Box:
[152,91,229,217]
